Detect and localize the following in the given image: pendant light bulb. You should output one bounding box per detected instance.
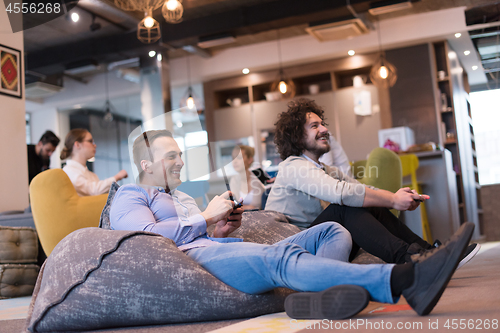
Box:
[166,0,179,11]
[144,16,155,28]
[186,96,195,109]
[379,66,389,79]
[279,80,287,94]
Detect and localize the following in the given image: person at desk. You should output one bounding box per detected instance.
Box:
[230,145,265,210]
[27,130,60,184]
[61,129,128,196]
[266,98,479,267]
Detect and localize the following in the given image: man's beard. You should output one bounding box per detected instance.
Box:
[305,134,330,157]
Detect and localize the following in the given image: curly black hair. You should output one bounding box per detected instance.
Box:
[274,98,327,160]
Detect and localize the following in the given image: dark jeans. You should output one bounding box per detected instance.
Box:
[309,204,432,264]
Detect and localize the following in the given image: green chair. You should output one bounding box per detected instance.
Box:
[355,148,402,193]
[353,147,403,216]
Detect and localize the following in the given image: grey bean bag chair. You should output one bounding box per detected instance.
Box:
[25,183,301,332]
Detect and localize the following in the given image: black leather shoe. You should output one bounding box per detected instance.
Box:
[285,285,369,320]
[403,222,474,316]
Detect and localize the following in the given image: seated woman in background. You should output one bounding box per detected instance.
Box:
[230,145,265,210]
[61,129,128,196]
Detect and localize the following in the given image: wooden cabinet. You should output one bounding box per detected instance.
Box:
[431,41,482,239]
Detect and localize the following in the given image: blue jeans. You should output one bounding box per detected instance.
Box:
[186,222,395,304]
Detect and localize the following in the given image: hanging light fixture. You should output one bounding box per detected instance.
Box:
[114,0,164,43]
[114,0,164,12]
[100,71,115,127]
[270,29,295,99]
[137,9,161,44]
[162,0,183,24]
[370,20,397,88]
[180,56,202,110]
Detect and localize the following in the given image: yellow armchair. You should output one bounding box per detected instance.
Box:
[29,169,107,256]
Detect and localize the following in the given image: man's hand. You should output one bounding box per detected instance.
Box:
[200,191,234,226]
[114,170,128,181]
[393,187,429,211]
[212,206,244,238]
[406,189,429,211]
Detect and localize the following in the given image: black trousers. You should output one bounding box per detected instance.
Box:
[309,204,432,264]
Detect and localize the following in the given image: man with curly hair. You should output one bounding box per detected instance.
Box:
[266,98,479,266]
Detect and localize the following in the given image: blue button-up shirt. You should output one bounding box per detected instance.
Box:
[110,184,242,251]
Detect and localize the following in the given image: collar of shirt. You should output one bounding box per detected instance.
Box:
[301,154,324,170]
[65,159,88,172]
[137,184,169,194]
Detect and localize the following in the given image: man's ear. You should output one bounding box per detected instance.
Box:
[141,160,153,174]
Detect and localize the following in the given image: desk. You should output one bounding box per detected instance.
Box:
[401,150,460,242]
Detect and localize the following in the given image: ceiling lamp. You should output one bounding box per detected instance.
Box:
[180,56,202,110]
[162,0,183,24]
[114,0,164,43]
[70,12,79,22]
[114,0,164,12]
[137,9,161,44]
[370,20,398,88]
[100,71,115,126]
[270,29,296,99]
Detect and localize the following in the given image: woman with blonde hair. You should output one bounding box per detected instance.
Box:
[61,129,128,196]
[230,145,265,210]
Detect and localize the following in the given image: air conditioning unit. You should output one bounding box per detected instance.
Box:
[369,0,413,16]
[25,81,63,100]
[306,18,369,42]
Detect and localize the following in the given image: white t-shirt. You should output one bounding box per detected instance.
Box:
[62,159,116,196]
[229,172,265,209]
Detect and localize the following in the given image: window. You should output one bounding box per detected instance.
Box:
[469,89,500,185]
[178,130,210,181]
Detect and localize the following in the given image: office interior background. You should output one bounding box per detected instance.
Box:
[1,0,500,242]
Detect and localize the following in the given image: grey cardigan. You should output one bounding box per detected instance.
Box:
[265,155,372,229]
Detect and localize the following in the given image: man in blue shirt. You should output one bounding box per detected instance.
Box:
[110,129,474,319]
